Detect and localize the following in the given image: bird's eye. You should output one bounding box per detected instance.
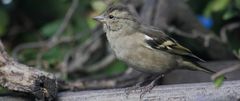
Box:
[109,15,114,19]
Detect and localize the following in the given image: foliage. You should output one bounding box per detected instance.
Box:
[0,7,8,37]
[0,0,116,81]
[233,49,240,59]
[213,75,225,88]
[101,60,127,76]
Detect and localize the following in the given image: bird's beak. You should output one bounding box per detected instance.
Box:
[93,15,105,22]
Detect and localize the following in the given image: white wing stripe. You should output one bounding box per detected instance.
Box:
[144,35,153,40]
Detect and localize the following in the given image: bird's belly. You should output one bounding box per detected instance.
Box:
[116,47,177,74]
[107,32,178,74]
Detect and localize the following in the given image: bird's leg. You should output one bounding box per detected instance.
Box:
[125,80,144,98]
[125,74,151,98]
[139,74,164,99]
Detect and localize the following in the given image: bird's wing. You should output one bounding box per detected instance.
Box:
[139,25,205,62]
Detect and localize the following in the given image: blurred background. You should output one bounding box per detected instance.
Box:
[0,0,240,92]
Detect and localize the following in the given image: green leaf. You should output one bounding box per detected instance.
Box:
[91,1,107,13]
[233,49,240,59]
[0,86,9,93]
[20,49,38,62]
[102,60,127,76]
[87,17,97,29]
[0,8,9,37]
[213,75,225,88]
[40,20,61,38]
[223,9,238,20]
[42,47,65,65]
[72,15,90,33]
[236,0,240,9]
[204,0,230,17]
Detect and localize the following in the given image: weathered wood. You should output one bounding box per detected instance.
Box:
[0,61,239,101]
[57,80,240,101]
[0,41,57,100]
[1,80,240,101]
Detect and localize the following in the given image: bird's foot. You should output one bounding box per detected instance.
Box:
[124,74,164,99]
[139,74,164,99]
[125,82,142,98]
[139,81,155,99]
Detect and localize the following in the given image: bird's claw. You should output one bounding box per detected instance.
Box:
[125,84,141,98]
[139,83,155,99]
[125,74,163,99]
[124,83,155,99]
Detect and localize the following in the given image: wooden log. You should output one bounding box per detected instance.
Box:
[0,61,240,101]
[1,80,240,101]
[0,41,57,100]
[59,80,240,101]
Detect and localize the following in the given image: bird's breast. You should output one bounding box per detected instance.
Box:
[106,32,177,74]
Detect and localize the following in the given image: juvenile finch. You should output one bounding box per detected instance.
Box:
[94,4,215,97]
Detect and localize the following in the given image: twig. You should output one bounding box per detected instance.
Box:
[12,0,79,60]
[167,26,221,47]
[59,50,74,77]
[85,53,115,72]
[233,50,240,60]
[67,37,103,72]
[36,50,44,69]
[211,33,240,81]
[48,0,79,46]
[211,63,240,80]
[65,25,105,73]
[12,41,46,59]
[220,22,240,43]
[12,36,79,59]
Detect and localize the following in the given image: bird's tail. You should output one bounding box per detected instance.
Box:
[194,62,216,74]
[181,61,227,80]
[181,61,215,74]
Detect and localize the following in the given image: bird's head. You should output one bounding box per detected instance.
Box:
[94,4,140,32]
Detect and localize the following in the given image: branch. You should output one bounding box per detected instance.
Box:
[211,63,240,80]
[167,26,221,47]
[85,53,115,72]
[12,0,80,59]
[48,0,79,45]
[12,36,79,59]
[65,26,105,73]
[220,22,240,43]
[0,40,57,100]
[1,80,240,101]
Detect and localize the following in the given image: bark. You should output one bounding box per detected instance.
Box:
[57,80,240,101]
[0,41,57,101]
[2,80,240,101]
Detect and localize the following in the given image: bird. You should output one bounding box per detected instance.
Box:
[93,3,215,98]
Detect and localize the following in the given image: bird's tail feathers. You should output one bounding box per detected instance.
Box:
[182,61,215,74]
[181,61,228,79]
